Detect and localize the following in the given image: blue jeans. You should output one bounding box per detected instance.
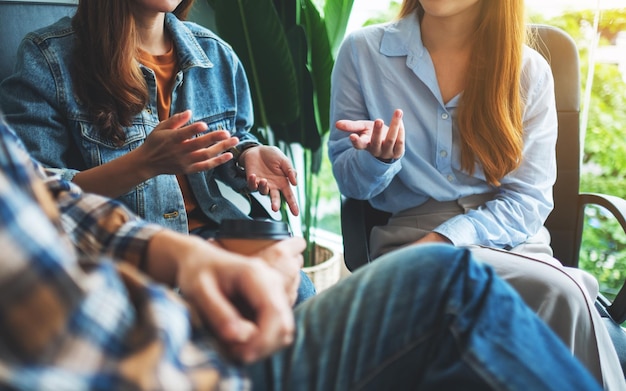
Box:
[295,270,316,305]
[246,243,601,390]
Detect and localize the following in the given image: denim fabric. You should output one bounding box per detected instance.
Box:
[247,244,602,390]
[0,13,258,234]
[294,270,317,306]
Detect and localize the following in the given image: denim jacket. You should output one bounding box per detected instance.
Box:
[0,13,258,234]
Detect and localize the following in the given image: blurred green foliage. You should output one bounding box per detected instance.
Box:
[530,8,626,298]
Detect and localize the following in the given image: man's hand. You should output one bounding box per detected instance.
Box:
[239,146,299,215]
[146,231,297,363]
[253,237,306,306]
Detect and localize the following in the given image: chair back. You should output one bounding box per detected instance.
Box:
[0,1,78,82]
[531,25,582,267]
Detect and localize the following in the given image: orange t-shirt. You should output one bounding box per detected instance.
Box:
[137,46,208,231]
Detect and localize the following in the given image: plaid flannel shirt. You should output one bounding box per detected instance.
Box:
[0,117,248,390]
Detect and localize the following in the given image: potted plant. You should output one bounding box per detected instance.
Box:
[204,0,354,290]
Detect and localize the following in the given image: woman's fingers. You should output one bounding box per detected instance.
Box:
[154,109,194,133]
[387,109,405,159]
[368,110,405,160]
[335,119,371,133]
[339,110,404,160]
[368,119,386,155]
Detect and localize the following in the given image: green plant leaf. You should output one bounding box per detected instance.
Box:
[323,0,355,57]
[202,0,355,268]
[285,24,321,150]
[302,0,333,139]
[207,0,300,140]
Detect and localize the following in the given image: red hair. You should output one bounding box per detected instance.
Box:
[399,0,526,186]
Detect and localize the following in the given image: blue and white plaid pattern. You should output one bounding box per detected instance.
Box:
[0,117,248,390]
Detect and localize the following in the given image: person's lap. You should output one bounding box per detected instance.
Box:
[369,203,624,389]
[466,245,624,390]
[245,244,601,391]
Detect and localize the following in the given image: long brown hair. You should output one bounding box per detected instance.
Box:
[71,0,195,145]
[399,0,526,186]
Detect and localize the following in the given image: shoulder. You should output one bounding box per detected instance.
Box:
[341,23,388,50]
[13,16,75,71]
[520,45,556,110]
[337,23,389,65]
[340,15,418,59]
[522,45,552,79]
[171,17,235,55]
[23,16,75,45]
[180,21,232,48]
[166,16,239,65]
[521,45,555,95]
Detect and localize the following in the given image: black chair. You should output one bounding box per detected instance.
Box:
[340,24,626,376]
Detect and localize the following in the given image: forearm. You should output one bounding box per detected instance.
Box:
[52,178,162,267]
[72,148,154,198]
[143,229,194,286]
[433,192,548,248]
[329,143,400,199]
[143,230,236,287]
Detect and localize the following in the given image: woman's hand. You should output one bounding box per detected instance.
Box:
[415,232,452,245]
[239,146,299,215]
[139,110,240,177]
[72,110,240,198]
[335,109,405,162]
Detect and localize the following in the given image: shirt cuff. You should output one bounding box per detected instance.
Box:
[433,215,478,247]
[356,148,402,175]
[229,141,261,163]
[108,221,165,271]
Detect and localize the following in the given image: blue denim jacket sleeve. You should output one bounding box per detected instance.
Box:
[212,41,258,192]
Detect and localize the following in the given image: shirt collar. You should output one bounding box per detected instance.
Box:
[380,12,456,106]
[164,13,214,70]
[380,11,426,59]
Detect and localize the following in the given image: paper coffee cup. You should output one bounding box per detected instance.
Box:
[216,218,292,255]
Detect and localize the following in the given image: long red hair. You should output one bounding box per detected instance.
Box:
[399,0,526,186]
[71,0,194,145]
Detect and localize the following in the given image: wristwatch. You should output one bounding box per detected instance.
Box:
[229,141,260,174]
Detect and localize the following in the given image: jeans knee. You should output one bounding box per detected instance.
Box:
[376,243,485,291]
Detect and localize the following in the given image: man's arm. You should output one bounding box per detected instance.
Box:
[147,230,302,362]
[47,160,302,360]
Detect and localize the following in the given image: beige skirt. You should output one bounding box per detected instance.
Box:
[370,195,625,391]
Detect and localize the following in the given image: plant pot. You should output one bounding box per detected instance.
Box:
[303,230,343,292]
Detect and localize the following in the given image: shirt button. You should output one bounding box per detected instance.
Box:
[209,204,218,212]
[145,108,152,114]
[440,150,448,158]
[447,175,454,182]
[441,113,449,120]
